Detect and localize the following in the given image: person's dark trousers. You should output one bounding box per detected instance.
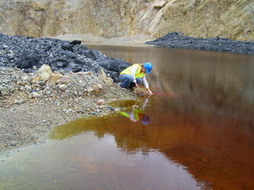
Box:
[119,74,143,89]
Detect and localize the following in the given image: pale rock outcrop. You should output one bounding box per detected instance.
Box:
[31,64,53,84]
[0,0,253,41]
[32,64,64,85]
[47,72,64,85]
[99,69,114,85]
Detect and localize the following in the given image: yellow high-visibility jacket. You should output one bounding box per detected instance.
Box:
[120,64,145,78]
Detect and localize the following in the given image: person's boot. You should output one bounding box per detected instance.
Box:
[129,82,136,90]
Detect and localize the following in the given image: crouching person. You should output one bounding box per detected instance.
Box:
[119,62,153,95]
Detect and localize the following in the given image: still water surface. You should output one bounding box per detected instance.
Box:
[0,45,254,190]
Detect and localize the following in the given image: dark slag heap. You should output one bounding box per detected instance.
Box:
[146,32,254,55]
[0,33,130,82]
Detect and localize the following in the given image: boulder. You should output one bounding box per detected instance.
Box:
[56,75,71,84]
[133,88,149,97]
[17,50,42,69]
[93,84,103,93]
[98,69,113,85]
[32,64,53,84]
[47,72,63,85]
[97,99,105,105]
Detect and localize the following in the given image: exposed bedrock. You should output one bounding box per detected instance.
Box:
[0,0,253,41]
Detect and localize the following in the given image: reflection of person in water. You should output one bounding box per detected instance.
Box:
[120,98,150,125]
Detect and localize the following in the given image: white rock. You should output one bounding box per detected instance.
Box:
[30,92,41,98]
[14,99,25,104]
[93,83,103,93]
[97,99,105,105]
[59,84,67,91]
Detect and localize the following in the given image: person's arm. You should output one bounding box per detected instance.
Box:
[142,98,149,109]
[129,64,139,87]
[129,107,137,122]
[143,75,153,95]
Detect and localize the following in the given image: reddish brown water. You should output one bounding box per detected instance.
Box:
[0,45,253,190]
[89,45,254,189]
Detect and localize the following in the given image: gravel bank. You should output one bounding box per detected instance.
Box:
[0,66,136,153]
[146,32,254,55]
[0,34,137,153]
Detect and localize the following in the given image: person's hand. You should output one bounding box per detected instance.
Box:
[135,82,139,88]
[132,105,138,108]
[147,89,153,95]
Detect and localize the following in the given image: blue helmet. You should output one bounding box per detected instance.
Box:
[144,62,153,74]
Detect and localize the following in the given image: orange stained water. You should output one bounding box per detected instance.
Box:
[0,113,206,190]
[0,45,254,190]
[88,45,254,189]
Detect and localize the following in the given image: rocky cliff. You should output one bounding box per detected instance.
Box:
[0,0,253,41]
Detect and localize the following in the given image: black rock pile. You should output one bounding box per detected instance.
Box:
[146,32,254,55]
[0,33,130,82]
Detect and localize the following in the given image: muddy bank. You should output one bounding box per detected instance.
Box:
[0,34,138,153]
[146,32,254,55]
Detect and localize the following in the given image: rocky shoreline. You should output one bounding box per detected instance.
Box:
[146,32,254,55]
[0,33,136,153]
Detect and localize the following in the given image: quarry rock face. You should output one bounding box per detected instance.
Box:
[0,0,253,41]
